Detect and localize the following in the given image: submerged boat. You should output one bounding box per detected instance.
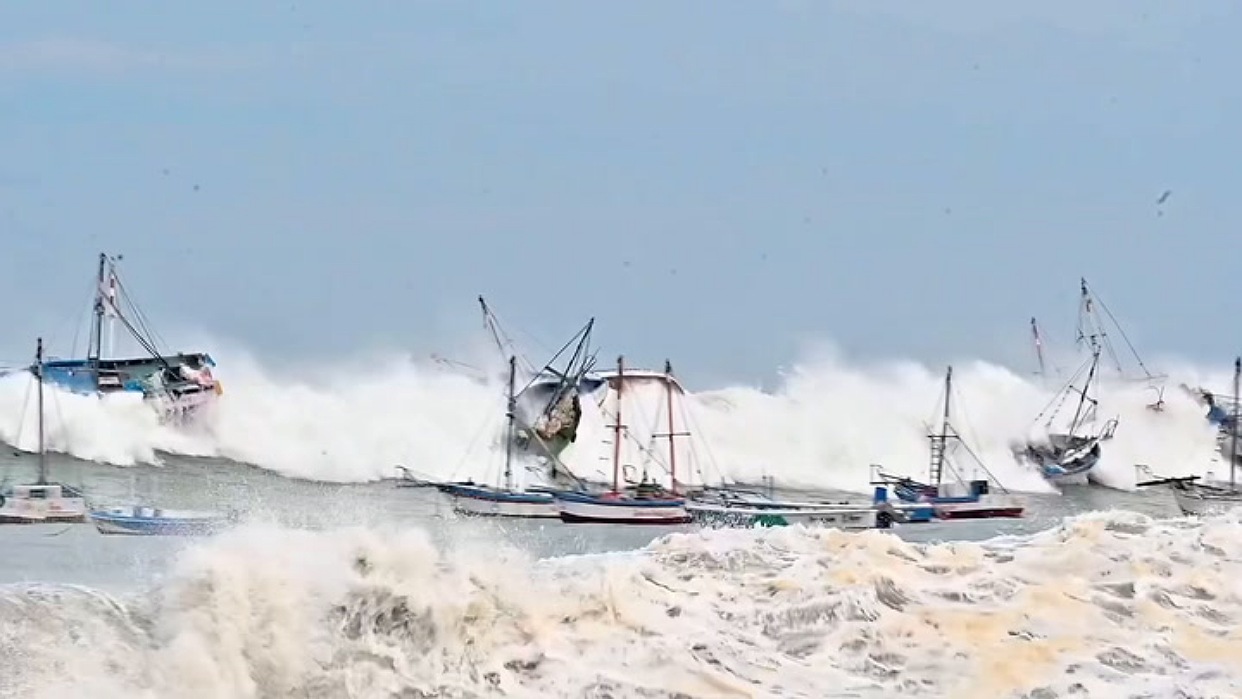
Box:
[872,366,1024,520]
[556,357,692,525]
[0,338,88,525]
[436,356,561,519]
[89,505,234,535]
[1012,338,1117,484]
[1138,358,1242,516]
[5,254,222,425]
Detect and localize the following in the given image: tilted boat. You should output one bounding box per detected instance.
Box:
[0,338,88,525]
[0,254,222,425]
[1012,338,1118,484]
[477,297,606,484]
[556,356,692,525]
[872,366,1024,520]
[89,505,234,535]
[1137,357,1242,516]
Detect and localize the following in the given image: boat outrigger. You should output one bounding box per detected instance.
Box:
[0,338,88,524]
[872,366,1024,520]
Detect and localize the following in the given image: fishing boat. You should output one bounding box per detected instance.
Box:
[1012,338,1118,484]
[476,297,606,479]
[872,366,1024,520]
[555,357,692,525]
[4,254,222,425]
[0,338,88,524]
[1137,358,1242,516]
[436,356,561,519]
[89,505,234,535]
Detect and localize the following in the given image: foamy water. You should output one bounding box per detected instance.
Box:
[0,341,1230,492]
[3,510,1241,698]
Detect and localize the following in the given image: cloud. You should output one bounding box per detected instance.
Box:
[0,36,248,75]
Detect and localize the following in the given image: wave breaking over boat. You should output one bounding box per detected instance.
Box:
[2,509,1241,698]
[0,338,1233,492]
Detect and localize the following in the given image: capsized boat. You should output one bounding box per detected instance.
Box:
[556,356,692,525]
[3,253,223,425]
[89,505,235,535]
[1012,338,1117,484]
[873,366,1024,520]
[0,338,88,525]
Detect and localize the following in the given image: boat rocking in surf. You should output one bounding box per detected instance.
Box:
[476,296,606,486]
[871,366,1024,520]
[0,338,88,525]
[1012,337,1118,484]
[1137,357,1242,517]
[435,356,562,519]
[4,253,222,425]
[555,356,692,525]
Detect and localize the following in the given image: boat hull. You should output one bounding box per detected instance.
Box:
[89,508,230,536]
[0,487,87,525]
[1171,485,1242,517]
[933,503,1025,520]
[438,484,560,519]
[555,492,692,525]
[687,503,879,530]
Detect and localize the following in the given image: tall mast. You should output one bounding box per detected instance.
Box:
[36,337,47,485]
[87,252,107,373]
[503,355,517,492]
[1231,356,1239,489]
[1030,317,1047,378]
[928,366,952,485]
[611,355,625,493]
[1067,340,1101,436]
[664,360,678,494]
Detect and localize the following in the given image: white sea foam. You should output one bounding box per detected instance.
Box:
[0,339,1230,492]
[3,509,1241,698]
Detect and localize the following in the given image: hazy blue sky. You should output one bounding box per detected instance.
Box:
[1,1,1238,386]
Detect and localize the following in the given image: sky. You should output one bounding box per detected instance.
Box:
[1,1,1239,387]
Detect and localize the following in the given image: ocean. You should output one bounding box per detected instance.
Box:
[2,349,1241,697]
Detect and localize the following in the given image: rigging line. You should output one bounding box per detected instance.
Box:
[1090,291,1159,380]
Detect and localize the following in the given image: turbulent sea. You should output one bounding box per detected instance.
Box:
[2,343,1241,697]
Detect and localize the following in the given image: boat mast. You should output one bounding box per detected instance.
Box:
[87,252,107,376]
[1030,317,1047,379]
[1066,340,1101,437]
[928,366,952,485]
[36,337,47,485]
[611,355,625,493]
[1232,356,1239,489]
[664,360,678,494]
[503,355,517,492]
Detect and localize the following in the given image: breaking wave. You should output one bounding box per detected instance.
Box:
[3,509,1242,698]
[0,338,1230,492]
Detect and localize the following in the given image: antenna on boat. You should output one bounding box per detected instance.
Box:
[35,337,47,486]
[1231,356,1239,489]
[611,355,625,494]
[503,355,517,493]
